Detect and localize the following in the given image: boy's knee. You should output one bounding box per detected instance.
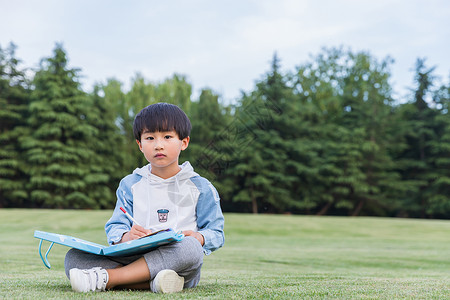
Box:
[64,248,87,279]
[182,236,204,269]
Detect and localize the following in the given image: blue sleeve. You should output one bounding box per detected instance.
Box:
[192,177,225,255]
[105,175,139,245]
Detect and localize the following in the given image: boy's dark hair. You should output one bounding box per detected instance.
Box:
[133,102,191,141]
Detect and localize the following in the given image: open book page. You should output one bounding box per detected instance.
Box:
[34,229,183,259]
[103,229,183,256]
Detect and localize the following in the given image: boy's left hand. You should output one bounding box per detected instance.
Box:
[182,230,205,246]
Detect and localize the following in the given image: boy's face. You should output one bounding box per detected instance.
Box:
[137,130,189,177]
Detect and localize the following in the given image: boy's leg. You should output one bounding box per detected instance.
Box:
[66,236,203,291]
[106,257,150,290]
[65,249,151,291]
[64,248,142,278]
[107,236,203,290]
[143,236,204,289]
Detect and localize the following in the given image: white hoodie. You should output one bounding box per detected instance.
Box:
[132,161,200,232]
[105,161,225,254]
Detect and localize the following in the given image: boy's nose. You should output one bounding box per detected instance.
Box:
[155,140,164,149]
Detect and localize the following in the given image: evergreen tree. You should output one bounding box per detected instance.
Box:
[292,47,366,215]
[0,43,30,207]
[84,85,126,208]
[100,78,137,173]
[396,59,440,217]
[2,41,449,217]
[185,89,230,194]
[423,77,450,217]
[226,54,299,213]
[102,78,127,133]
[156,74,192,113]
[23,44,99,208]
[189,89,226,148]
[291,48,402,216]
[341,51,402,216]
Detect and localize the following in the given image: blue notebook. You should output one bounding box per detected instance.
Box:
[34,229,184,269]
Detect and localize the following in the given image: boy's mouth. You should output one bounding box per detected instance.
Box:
[155,153,166,158]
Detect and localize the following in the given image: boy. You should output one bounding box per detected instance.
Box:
[65,102,225,293]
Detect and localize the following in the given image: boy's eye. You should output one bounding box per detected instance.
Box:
[164,135,172,139]
[145,136,154,140]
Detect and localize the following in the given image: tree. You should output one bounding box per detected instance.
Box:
[225,54,299,213]
[156,74,192,113]
[23,44,99,208]
[186,89,228,166]
[84,85,126,208]
[427,79,450,217]
[291,47,365,215]
[340,50,402,216]
[183,88,232,207]
[395,59,441,217]
[0,43,30,207]
[100,78,137,173]
[291,47,402,216]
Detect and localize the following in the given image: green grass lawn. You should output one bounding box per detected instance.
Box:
[0,209,449,299]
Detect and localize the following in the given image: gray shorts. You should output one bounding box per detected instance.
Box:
[64,236,203,289]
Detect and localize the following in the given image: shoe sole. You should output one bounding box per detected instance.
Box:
[157,270,184,293]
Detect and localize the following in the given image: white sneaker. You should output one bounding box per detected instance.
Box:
[151,269,184,293]
[69,267,109,292]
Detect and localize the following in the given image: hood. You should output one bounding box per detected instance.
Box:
[132,161,199,183]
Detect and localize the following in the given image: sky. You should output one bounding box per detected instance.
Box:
[1,0,449,104]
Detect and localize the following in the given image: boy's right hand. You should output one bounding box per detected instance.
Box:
[120,225,152,243]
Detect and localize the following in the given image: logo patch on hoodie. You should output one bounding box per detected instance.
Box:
[157,209,169,222]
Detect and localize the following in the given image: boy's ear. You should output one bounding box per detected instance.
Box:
[181,136,190,151]
[136,139,143,152]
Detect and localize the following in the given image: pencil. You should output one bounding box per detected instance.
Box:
[120,207,142,226]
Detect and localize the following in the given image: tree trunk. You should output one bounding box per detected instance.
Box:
[352,199,365,216]
[250,187,258,214]
[252,197,258,214]
[317,201,333,216]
